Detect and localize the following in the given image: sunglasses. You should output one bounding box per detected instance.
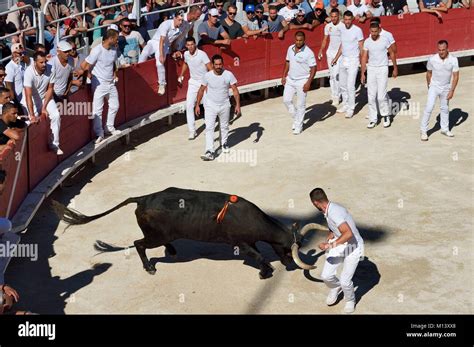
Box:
[228,11,236,15]
[256,10,263,13]
[122,24,131,27]
[211,15,219,18]
[216,4,224,7]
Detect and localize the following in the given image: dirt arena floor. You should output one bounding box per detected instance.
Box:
[6,60,473,314]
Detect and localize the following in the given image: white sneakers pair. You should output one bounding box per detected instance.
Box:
[421,130,454,141]
[326,287,356,314]
[336,106,353,119]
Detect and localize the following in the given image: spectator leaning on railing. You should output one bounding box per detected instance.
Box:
[418,0,449,20]
[278,0,299,22]
[118,17,145,67]
[383,0,410,15]
[347,0,369,22]
[0,103,26,147]
[366,0,386,17]
[325,0,347,22]
[197,8,231,46]
[241,4,269,37]
[221,5,245,39]
[266,5,290,38]
[289,8,313,30]
[305,2,329,29]
[5,43,30,114]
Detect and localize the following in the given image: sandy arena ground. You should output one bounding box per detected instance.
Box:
[6,61,473,314]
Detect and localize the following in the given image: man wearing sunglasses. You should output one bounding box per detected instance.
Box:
[306,2,329,29]
[278,0,299,22]
[289,9,313,30]
[241,4,269,37]
[282,31,317,135]
[118,18,145,67]
[197,8,231,46]
[4,43,30,111]
[221,5,245,39]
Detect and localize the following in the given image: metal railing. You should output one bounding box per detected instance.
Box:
[0,4,38,62]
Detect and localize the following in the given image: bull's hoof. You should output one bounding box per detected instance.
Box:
[280,256,293,267]
[259,266,274,280]
[144,265,156,275]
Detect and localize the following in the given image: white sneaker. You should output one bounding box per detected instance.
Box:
[331,98,340,105]
[326,287,342,306]
[105,128,121,136]
[49,144,64,155]
[383,116,391,128]
[420,132,428,141]
[367,122,376,129]
[188,131,197,140]
[293,128,302,135]
[95,136,105,144]
[337,106,348,113]
[343,300,356,314]
[158,84,166,95]
[365,114,369,119]
[440,130,454,137]
[345,111,354,119]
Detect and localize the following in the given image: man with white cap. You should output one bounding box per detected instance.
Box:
[318,8,344,105]
[5,43,30,111]
[331,10,364,119]
[22,51,63,155]
[49,41,75,102]
[360,22,398,129]
[81,29,121,144]
[282,31,317,135]
[138,12,185,95]
[195,54,240,161]
[309,187,364,314]
[178,37,212,140]
[197,8,231,46]
[420,40,459,141]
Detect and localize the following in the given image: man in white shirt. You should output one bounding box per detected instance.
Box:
[318,8,344,105]
[282,31,317,134]
[347,0,369,22]
[195,55,240,161]
[81,29,121,144]
[370,17,397,55]
[361,22,398,129]
[331,10,364,119]
[421,40,459,141]
[22,51,63,155]
[138,13,185,96]
[49,41,74,100]
[309,187,364,314]
[278,0,299,22]
[5,43,30,110]
[366,0,386,17]
[178,37,212,140]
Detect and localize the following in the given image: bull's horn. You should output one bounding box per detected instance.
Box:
[291,243,316,270]
[300,223,329,236]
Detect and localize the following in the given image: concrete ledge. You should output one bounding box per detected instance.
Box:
[9,49,473,234]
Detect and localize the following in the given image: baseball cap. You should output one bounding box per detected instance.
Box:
[209,8,219,16]
[57,40,73,52]
[11,43,24,54]
[128,13,137,20]
[108,24,119,32]
[245,4,255,12]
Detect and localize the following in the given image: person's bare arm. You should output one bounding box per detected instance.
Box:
[461,0,470,8]
[42,84,54,118]
[402,4,410,13]
[281,61,289,85]
[278,20,290,38]
[318,222,354,250]
[24,87,37,123]
[242,24,266,36]
[447,71,459,100]
[389,45,398,78]
[360,49,368,84]
[426,69,432,88]
[159,35,166,64]
[194,85,206,116]
[303,65,317,92]
[231,83,240,115]
[178,61,188,85]
[318,34,329,60]
[445,0,453,8]
[2,128,21,141]
[358,40,364,62]
[205,62,212,71]
[215,30,231,45]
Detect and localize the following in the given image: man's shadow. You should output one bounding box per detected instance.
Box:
[353,256,381,305]
[427,108,469,136]
[303,101,337,130]
[227,122,264,147]
[388,87,411,124]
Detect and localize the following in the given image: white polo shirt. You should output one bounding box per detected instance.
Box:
[363,35,391,67]
[50,55,74,96]
[153,19,182,46]
[347,3,368,17]
[340,24,364,58]
[380,28,395,46]
[367,4,385,16]
[184,49,210,83]
[324,201,364,247]
[324,21,344,55]
[201,69,237,106]
[86,44,118,84]
[5,60,28,100]
[23,64,52,100]
[286,44,317,81]
[278,6,298,22]
[427,53,459,88]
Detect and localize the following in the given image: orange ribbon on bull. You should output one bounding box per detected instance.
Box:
[216,195,239,223]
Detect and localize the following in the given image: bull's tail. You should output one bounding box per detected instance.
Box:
[94,240,135,254]
[52,197,143,225]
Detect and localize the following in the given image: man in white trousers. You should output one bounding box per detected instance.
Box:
[282,31,317,135]
[22,51,63,155]
[195,54,240,161]
[309,187,364,314]
[138,13,184,96]
[318,8,344,105]
[421,40,459,141]
[81,29,121,144]
[360,22,398,129]
[331,10,364,119]
[178,37,212,140]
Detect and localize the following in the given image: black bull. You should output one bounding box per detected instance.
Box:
[53,187,324,279]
